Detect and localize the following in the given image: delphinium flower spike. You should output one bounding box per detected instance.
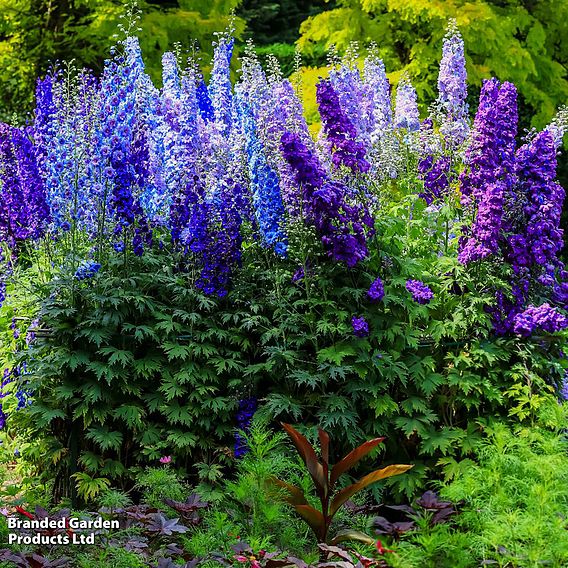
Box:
[394,76,420,132]
[437,20,469,147]
[458,79,517,265]
[316,78,370,173]
[240,97,288,256]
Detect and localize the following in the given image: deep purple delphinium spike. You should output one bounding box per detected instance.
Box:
[506,131,564,282]
[406,280,434,305]
[368,276,385,302]
[234,397,257,458]
[418,155,451,205]
[458,79,517,264]
[316,79,370,173]
[280,131,327,192]
[199,184,243,298]
[281,132,373,267]
[0,124,50,249]
[352,316,369,338]
[437,21,469,146]
[394,77,420,132]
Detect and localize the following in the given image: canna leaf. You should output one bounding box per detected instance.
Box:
[330,437,386,487]
[329,529,376,546]
[269,477,309,507]
[330,464,413,516]
[293,504,326,540]
[281,423,327,498]
[319,427,330,477]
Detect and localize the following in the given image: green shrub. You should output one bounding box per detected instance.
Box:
[97,487,132,511]
[136,465,188,510]
[187,418,312,557]
[390,409,568,567]
[76,547,146,568]
[8,193,567,504]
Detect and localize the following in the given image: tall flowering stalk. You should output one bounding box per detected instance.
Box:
[394,76,420,132]
[458,79,517,264]
[234,397,257,458]
[194,184,243,298]
[363,47,392,136]
[281,132,373,267]
[329,62,370,140]
[437,20,469,147]
[209,33,234,131]
[0,124,50,248]
[316,79,370,173]
[506,131,564,284]
[418,155,451,205]
[240,98,288,256]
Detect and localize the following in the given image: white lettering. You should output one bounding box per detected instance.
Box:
[7,518,17,529]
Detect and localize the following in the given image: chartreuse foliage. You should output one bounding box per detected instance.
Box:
[388,405,568,568]
[296,0,568,127]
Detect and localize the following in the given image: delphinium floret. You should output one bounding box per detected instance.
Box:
[351,316,369,338]
[368,276,385,302]
[406,280,434,305]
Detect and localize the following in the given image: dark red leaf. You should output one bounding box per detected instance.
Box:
[281,423,327,498]
[330,438,385,487]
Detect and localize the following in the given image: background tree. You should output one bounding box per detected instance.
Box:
[0,0,245,120]
[296,0,568,129]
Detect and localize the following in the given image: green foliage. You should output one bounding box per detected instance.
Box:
[9,244,250,503]
[225,419,300,542]
[72,472,111,502]
[296,0,568,128]
[96,487,133,510]
[238,0,326,45]
[187,418,312,557]
[389,409,568,567]
[136,466,188,509]
[0,0,245,120]
[5,161,567,507]
[76,546,146,568]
